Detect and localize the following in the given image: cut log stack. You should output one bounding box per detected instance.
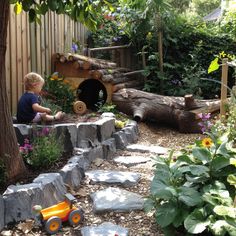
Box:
[52,53,145,90]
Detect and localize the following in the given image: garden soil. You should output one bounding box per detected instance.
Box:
[1,120,205,236]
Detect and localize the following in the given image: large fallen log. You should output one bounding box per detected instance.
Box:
[112,88,221,133]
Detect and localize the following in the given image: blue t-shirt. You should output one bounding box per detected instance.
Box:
[17,92,39,122]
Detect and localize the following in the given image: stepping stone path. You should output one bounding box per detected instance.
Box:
[80,144,167,236]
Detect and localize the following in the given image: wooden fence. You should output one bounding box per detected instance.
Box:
[6,6,88,114]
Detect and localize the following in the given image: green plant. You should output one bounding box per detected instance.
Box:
[145,131,236,235]
[97,102,117,113]
[20,127,63,169]
[40,98,62,115]
[43,72,76,113]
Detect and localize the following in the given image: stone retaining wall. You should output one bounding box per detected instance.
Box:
[0,115,138,230]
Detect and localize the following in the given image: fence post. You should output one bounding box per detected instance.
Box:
[220,58,228,117]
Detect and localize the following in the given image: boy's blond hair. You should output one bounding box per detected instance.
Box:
[24,72,44,90]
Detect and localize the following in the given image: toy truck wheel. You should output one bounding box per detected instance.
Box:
[45,216,62,234]
[73,101,87,115]
[68,209,84,226]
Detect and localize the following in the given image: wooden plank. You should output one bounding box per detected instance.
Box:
[9,6,17,114]
[36,19,41,73]
[21,12,28,93]
[40,15,46,75]
[48,11,54,74]
[26,12,31,73]
[16,12,23,105]
[44,13,50,74]
[220,58,228,117]
[30,22,37,72]
[6,14,11,112]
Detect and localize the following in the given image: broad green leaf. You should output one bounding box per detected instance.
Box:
[14,2,22,15]
[48,0,59,11]
[214,205,236,218]
[173,208,190,228]
[178,186,202,206]
[38,3,48,15]
[211,155,230,171]
[156,202,178,227]
[192,147,211,164]
[184,208,210,234]
[227,174,236,186]
[230,158,236,167]
[151,179,177,199]
[210,220,228,236]
[186,174,208,183]
[208,57,220,74]
[144,198,154,212]
[29,9,36,22]
[189,165,209,176]
[216,141,230,158]
[10,0,18,4]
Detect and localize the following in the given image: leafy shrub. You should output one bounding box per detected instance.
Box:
[146,131,236,235]
[19,127,63,169]
[97,102,117,113]
[40,98,62,115]
[43,72,76,113]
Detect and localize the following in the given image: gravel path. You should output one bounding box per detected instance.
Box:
[1,122,204,236]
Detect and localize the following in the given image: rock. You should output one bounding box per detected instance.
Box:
[68,153,90,170]
[102,138,116,159]
[126,144,168,154]
[0,195,4,231]
[112,131,128,150]
[54,123,77,152]
[77,123,98,148]
[123,126,139,143]
[85,170,140,187]
[90,187,144,213]
[81,222,129,236]
[114,155,151,167]
[33,173,66,206]
[59,163,85,190]
[14,124,31,146]
[95,118,115,142]
[83,146,104,169]
[101,112,116,118]
[3,183,44,224]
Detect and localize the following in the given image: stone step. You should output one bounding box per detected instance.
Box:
[85,170,141,187]
[114,155,152,167]
[90,187,144,213]
[126,144,168,154]
[81,222,128,236]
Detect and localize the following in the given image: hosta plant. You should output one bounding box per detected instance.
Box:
[145,132,236,235]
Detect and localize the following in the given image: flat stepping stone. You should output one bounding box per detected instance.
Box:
[126,144,168,154]
[85,170,141,187]
[81,222,129,236]
[90,187,144,213]
[114,155,151,167]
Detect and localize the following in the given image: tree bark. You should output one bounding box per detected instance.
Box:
[0,2,26,181]
[112,88,220,133]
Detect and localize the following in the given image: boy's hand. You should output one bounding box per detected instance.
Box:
[45,108,51,114]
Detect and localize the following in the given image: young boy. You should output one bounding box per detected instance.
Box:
[17,72,65,123]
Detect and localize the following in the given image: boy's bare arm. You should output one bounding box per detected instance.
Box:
[32,103,51,114]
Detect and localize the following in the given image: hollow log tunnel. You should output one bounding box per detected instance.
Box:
[77,79,108,110]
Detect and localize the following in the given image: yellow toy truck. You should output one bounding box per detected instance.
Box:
[33,193,84,235]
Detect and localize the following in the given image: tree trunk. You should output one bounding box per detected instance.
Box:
[0,2,26,182]
[112,88,221,133]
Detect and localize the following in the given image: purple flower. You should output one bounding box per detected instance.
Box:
[198,113,212,134]
[71,43,78,53]
[42,127,50,136]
